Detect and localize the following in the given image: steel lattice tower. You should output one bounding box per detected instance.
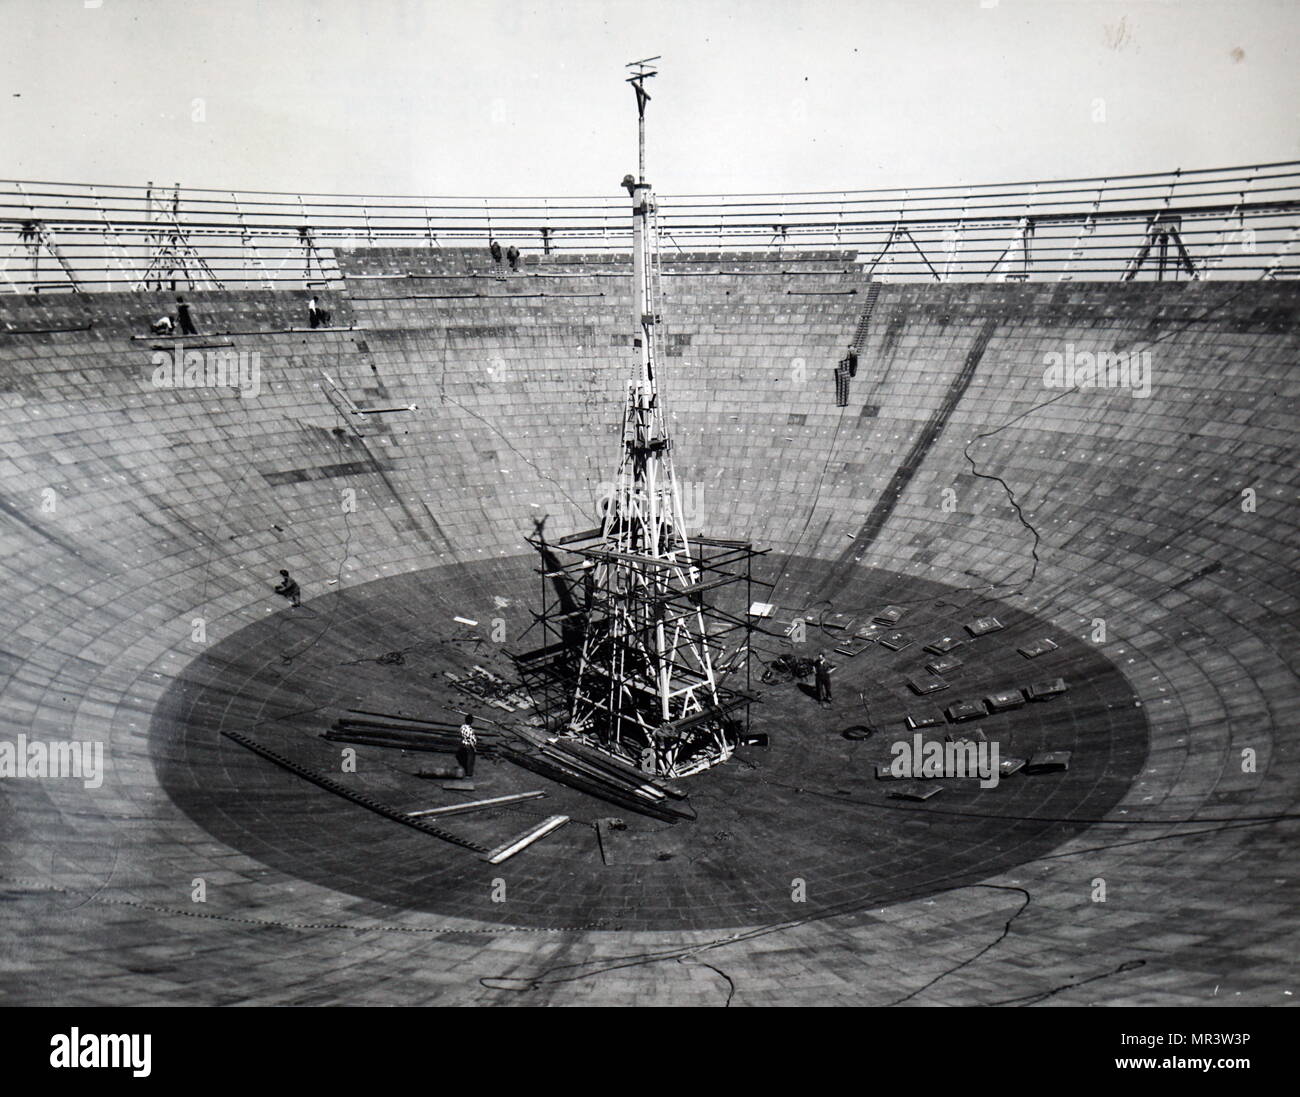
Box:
[510,60,761,778]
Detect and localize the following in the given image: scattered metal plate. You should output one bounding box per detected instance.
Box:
[1026,677,1068,700]
[985,689,1026,712]
[923,634,964,655]
[906,712,944,730]
[878,630,913,651]
[908,675,950,695]
[1025,751,1072,774]
[926,654,963,675]
[945,700,986,722]
[965,616,1005,637]
[873,605,906,625]
[1018,637,1060,658]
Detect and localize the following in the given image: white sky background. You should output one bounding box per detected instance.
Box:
[2,0,1297,196]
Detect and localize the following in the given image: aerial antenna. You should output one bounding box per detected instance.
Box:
[625,56,659,182]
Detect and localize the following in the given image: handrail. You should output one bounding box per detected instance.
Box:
[1,161,1296,291]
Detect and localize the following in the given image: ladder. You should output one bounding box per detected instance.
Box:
[14,182,81,292]
[137,183,225,291]
[850,281,883,350]
[21,221,82,292]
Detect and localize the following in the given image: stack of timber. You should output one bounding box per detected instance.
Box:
[321,710,695,823]
[323,710,501,756]
[500,728,695,823]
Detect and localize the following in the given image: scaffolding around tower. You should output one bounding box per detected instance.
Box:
[515,522,766,777]
[511,60,767,778]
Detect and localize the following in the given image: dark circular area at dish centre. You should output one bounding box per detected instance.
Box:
[150,554,1149,931]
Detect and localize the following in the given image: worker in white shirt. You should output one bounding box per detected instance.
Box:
[458,714,478,778]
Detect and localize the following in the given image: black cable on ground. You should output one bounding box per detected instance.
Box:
[882,883,1031,1006]
[957,279,1260,602]
[677,956,736,1007]
[988,959,1148,1007]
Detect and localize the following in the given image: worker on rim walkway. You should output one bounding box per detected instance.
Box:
[176,295,198,335]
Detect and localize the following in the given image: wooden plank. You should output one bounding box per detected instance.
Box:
[408,791,545,818]
[482,815,570,864]
[556,526,604,545]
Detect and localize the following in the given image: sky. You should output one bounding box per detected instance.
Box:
[2,0,1297,197]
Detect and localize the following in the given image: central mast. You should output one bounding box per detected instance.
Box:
[627,56,661,518]
[516,61,760,784]
[564,59,740,777]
